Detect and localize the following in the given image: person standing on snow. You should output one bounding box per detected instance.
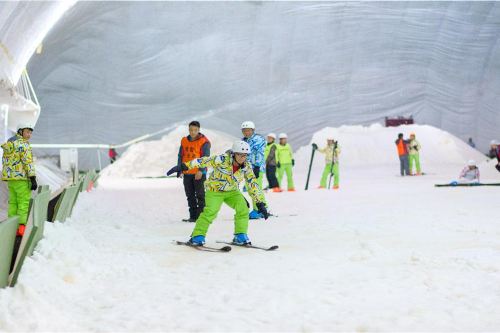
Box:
[490,140,500,172]
[166,141,269,246]
[241,121,268,219]
[176,121,211,222]
[313,137,340,189]
[395,133,410,176]
[276,133,295,191]
[264,133,280,192]
[108,148,118,164]
[1,124,37,236]
[408,133,422,176]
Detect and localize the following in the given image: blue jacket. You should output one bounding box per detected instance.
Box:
[243,133,266,170]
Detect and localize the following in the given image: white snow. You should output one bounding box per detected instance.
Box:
[1,125,499,331]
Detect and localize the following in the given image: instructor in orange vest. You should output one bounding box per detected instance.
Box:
[395,133,410,176]
[177,121,211,222]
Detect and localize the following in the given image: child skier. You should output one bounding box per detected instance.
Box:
[408,133,422,175]
[1,124,37,236]
[241,121,268,218]
[166,140,269,246]
[276,133,295,191]
[264,133,280,192]
[450,160,480,185]
[313,138,340,189]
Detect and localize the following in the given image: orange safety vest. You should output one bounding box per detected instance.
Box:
[181,134,209,174]
[396,139,408,156]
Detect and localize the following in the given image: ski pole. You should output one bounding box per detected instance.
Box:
[305,144,316,190]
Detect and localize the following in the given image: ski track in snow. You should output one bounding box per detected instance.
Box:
[1,169,500,332]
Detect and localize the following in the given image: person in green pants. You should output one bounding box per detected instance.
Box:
[313,138,340,189]
[276,133,295,191]
[1,124,38,236]
[166,141,268,246]
[408,133,422,176]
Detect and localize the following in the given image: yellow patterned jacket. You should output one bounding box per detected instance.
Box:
[186,152,265,203]
[1,134,36,181]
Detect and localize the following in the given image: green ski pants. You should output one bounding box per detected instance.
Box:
[277,164,295,190]
[192,190,249,237]
[7,180,31,225]
[409,154,421,174]
[320,163,339,188]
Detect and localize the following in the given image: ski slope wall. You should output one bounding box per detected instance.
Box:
[26,2,500,169]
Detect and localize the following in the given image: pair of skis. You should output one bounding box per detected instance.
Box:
[175,240,279,252]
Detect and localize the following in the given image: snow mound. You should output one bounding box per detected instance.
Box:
[294,124,488,169]
[101,126,237,178]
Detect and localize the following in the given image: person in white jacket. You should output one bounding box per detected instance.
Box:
[453,160,480,184]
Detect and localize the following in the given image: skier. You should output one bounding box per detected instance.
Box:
[276,133,295,191]
[108,148,118,164]
[264,133,281,192]
[166,140,269,246]
[395,133,410,176]
[491,140,500,172]
[241,121,268,219]
[1,124,37,236]
[450,160,480,185]
[177,120,211,222]
[467,137,476,148]
[408,133,422,175]
[488,140,498,158]
[313,137,340,189]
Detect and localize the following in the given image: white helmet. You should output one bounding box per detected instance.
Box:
[241,121,255,130]
[17,123,34,132]
[232,140,251,154]
[267,133,276,139]
[490,140,499,145]
[468,159,476,166]
[278,133,287,139]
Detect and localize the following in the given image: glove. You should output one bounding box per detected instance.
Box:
[29,176,37,191]
[252,166,260,178]
[292,159,295,166]
[495,164,500,172]
[312,143,318,150]
[166,164,188,177]
[256,202,269,220]
[277,161,281,168]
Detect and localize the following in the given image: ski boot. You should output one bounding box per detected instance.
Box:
[188,235,205,246]
[233,233,251,245]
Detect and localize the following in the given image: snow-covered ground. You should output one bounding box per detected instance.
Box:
[1,125,499,331]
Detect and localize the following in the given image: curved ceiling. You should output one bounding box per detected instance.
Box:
[6,1,500,167]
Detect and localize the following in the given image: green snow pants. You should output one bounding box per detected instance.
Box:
[192,190,249,237]
[320,163,339,188]
[409,154,421,174]
[7,180,31,225]
[277,164,295,190]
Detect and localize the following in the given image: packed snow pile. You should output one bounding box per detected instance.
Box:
[294,123,488,170]
[101,126,237,178]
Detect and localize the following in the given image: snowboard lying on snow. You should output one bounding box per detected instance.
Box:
[435,183,500,187]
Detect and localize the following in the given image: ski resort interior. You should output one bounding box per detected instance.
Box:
[1,2,500,331]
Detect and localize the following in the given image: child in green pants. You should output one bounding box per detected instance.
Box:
[276,133,295,191]
[167,141,268,245]
[313,138,341,189]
